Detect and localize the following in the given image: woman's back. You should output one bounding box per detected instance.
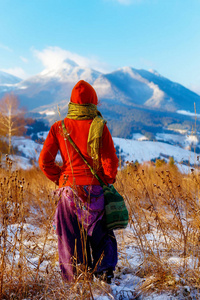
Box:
[38,80,119,282]
[39,117,118,187]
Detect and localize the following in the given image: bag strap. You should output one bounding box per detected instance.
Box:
[61,120,105,186]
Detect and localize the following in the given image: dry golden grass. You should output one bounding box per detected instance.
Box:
[0,157,62,299]
[115,161,200,296]
[0,157,114,299]
[1,156,200,298]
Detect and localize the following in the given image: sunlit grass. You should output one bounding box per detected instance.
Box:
[1,155,200,298]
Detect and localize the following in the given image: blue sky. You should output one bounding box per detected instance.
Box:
[0,0,200,94]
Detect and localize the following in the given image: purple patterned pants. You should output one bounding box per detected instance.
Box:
[53,185,118,281]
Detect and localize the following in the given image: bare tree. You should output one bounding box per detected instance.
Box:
[0,94,27,154]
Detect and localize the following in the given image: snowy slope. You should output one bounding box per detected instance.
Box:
[93,67,200,112]
[1,61,200,114]
[0,71,22,93]
[8,133,199,172]
[113,137,198,167]
[6,59,101,110]
[136,69,200,111]
[12,136,43,161]
[0,70,22,84]
[11,135,61,164]
[93,67,159,106]
[155,132,198,149]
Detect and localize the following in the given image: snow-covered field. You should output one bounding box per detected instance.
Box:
[3,218,198,299]
[113,136,199,172]
[113,137,197,164]
[156,133,198,148]
[6,131,200,173]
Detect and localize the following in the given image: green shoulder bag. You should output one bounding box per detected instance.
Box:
[62,120,129,230]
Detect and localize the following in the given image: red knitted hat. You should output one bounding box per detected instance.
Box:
[70,80,98,105]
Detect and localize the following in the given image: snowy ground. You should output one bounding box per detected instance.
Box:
[113,137,198,167]
[9,134,62,169]
[133,131,199,150]
[26,225,200,299]
[4,220,196,300]
[6,132,200,173]
[94,226,200,300]
[156,133,198,149]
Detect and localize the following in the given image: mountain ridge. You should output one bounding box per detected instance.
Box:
[1,62,200,131]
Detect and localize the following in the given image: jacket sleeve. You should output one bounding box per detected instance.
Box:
[39,124,62,185]
[100,124,119,184]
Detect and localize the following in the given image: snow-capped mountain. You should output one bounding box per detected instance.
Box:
[0,71,22,93]
[1,60,200,116]
[0,59,101,110]
[0,71,22,84]
[93,67,200,112]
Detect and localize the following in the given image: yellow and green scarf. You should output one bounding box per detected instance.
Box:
[67,102,106,169]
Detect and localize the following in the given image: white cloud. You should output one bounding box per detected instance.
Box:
[0,43,13,52]
[20,56,28,63]
[1,67,27,79]
[33,46,110,73]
